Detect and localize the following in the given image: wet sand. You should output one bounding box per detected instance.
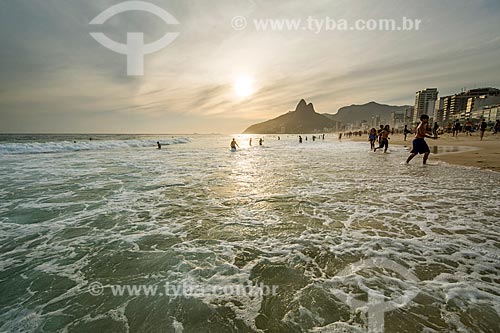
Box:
[347,132,500,172]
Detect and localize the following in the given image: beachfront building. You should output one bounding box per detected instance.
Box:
[371,115,381,128]
[404,106,415,125]
[466,95,500,115]
[414,88,438,123]
[470,104,500,123]
[440,87,500,122]
[434,98,445,124]
[390,111,406,129]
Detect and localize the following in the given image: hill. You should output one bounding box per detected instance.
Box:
[323,101,411,124]
[243,99,339,134]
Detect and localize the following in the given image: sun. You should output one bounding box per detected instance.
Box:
[233,76,255,98]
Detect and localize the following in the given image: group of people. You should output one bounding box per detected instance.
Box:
[231,137,264,150]
[369,125,391,153]
[226,113,499,165]
[447,119,500,139]
[368,115,437,164]
[298,134,325,143]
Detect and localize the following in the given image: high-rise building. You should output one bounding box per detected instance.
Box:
[441,87,500,122]
[414,88,438,123]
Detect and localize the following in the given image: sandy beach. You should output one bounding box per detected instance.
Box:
[347,132,500,172]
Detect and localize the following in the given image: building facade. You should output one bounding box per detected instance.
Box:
[414,88,438,123]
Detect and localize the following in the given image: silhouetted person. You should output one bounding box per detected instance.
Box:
[433,122,439,138]
[230,138,239,151]
[249,138,252,146]
[277,136,280,140]
[453,120,460,136]
[464,119,473,136]
[299,135,303,143]
[368,128,377,150]
[259,138,263,146]
[377,125,384,143]
[157,141,161,149]
[406,114,436,165]
[403,125,411,141]
[494,120,500,134]
[479,118,487,141]
[374,125,390,153]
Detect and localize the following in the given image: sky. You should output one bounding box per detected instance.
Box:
[1,0,500,134]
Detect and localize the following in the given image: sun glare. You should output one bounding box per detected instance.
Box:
[234,76,255,98]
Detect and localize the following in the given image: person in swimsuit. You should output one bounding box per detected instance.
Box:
[368,128,377,150]
[373,125,390,153]
[157,141,161,149]
[406,114,436,165]
[230,138,239,150]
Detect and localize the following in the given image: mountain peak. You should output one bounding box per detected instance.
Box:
[243,99,337,134]
[297,99,307,108]
[296,99,315,113]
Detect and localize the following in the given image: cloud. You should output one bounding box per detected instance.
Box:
[1,0,500,133]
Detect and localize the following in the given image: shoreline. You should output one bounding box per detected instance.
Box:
[345,132,500,172]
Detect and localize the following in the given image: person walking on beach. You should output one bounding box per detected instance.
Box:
[479,118,487,141]
[453,120,461,137]
[403,125,412,141]
[494,120,500,134]
[368,128,377,150]
[433,122,439,138]
[374,125,390,153]
[230,138,239,151]
[406,114,436,165]
[464,119,473,136]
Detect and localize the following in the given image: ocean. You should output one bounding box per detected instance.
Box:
[0,134,499,332]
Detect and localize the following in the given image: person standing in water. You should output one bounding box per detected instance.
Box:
[299,135,303,143]
[249,138,252,146]
[230,138,239,151]
[259,138,263,146]
[157,141,161,149]
[406,114,436,165]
